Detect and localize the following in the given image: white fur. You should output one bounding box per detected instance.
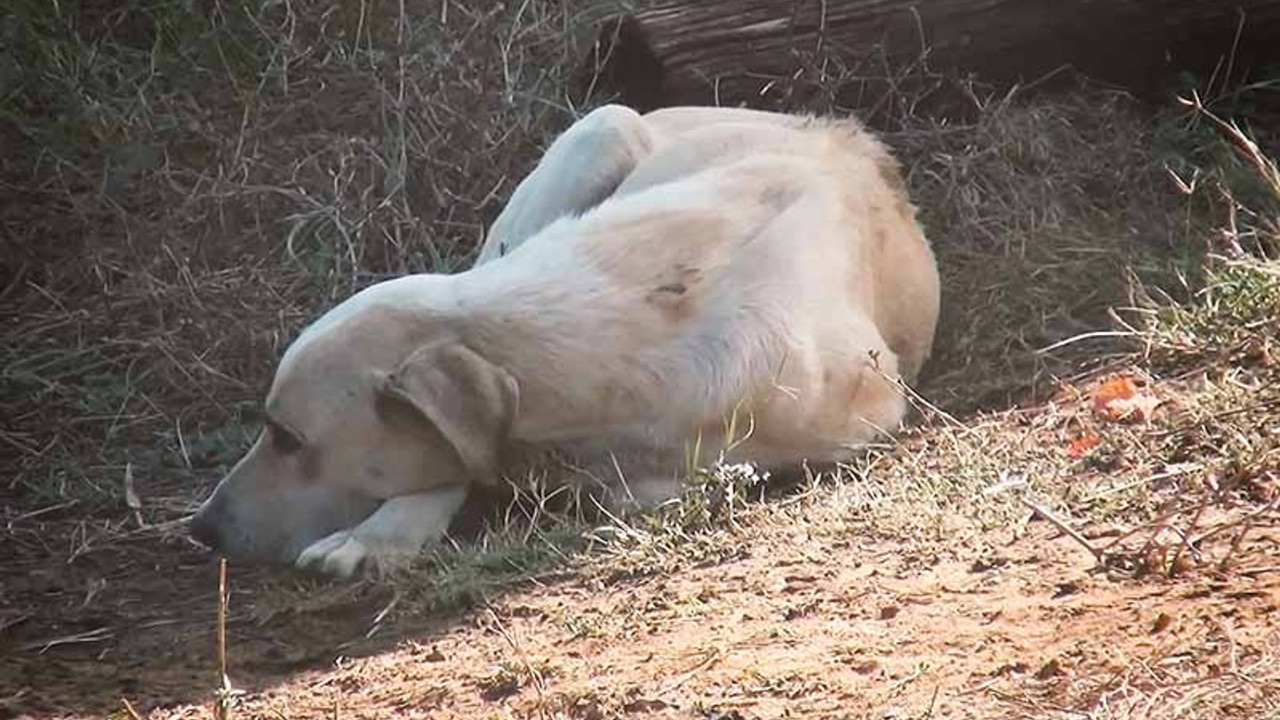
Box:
[295,485,469,577]
[475,105,657,266]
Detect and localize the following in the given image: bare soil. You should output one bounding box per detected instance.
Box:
[3,486,1277,720]
[5,354,1280,719]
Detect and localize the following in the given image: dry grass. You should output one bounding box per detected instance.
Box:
[994,627,1280,719]
[3,0,616,528]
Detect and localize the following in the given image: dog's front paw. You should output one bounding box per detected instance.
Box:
[295,529,418,578]
[296,529,368,578]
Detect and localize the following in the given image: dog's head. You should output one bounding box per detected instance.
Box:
[189,277,518,565]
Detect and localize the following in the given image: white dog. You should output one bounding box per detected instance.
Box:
[188,104,941,577]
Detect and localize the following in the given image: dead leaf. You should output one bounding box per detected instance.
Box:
[1092,375,1162,423]
[1067,434,1102,458]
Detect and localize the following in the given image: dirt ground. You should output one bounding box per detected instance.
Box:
[5,353,1280,719]
[3,481,1277,720]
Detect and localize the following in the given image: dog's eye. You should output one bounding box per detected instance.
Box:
[267,421,303,455]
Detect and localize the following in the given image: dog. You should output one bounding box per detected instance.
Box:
[188,104,941,578]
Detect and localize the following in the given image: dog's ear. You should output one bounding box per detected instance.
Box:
[379,340,518,484]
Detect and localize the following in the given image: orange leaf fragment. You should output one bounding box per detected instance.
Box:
[1092,375,1162,423]
[1092,376,1138,408]
[1067,434,1102,458]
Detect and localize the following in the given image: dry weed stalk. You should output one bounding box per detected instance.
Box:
[479,605,551,718]
[214,557,239,720]
[119,697,144,720]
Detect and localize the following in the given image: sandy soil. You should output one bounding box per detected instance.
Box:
[3,492,1276,720]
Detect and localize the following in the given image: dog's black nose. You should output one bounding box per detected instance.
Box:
[189,506,221,550]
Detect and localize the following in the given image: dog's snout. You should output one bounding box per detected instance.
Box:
[189,504,221,550]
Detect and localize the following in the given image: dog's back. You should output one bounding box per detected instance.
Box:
[460,112,938,468]
[621,109,940,384]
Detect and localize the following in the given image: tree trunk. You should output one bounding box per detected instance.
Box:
[573,0,1280,122]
